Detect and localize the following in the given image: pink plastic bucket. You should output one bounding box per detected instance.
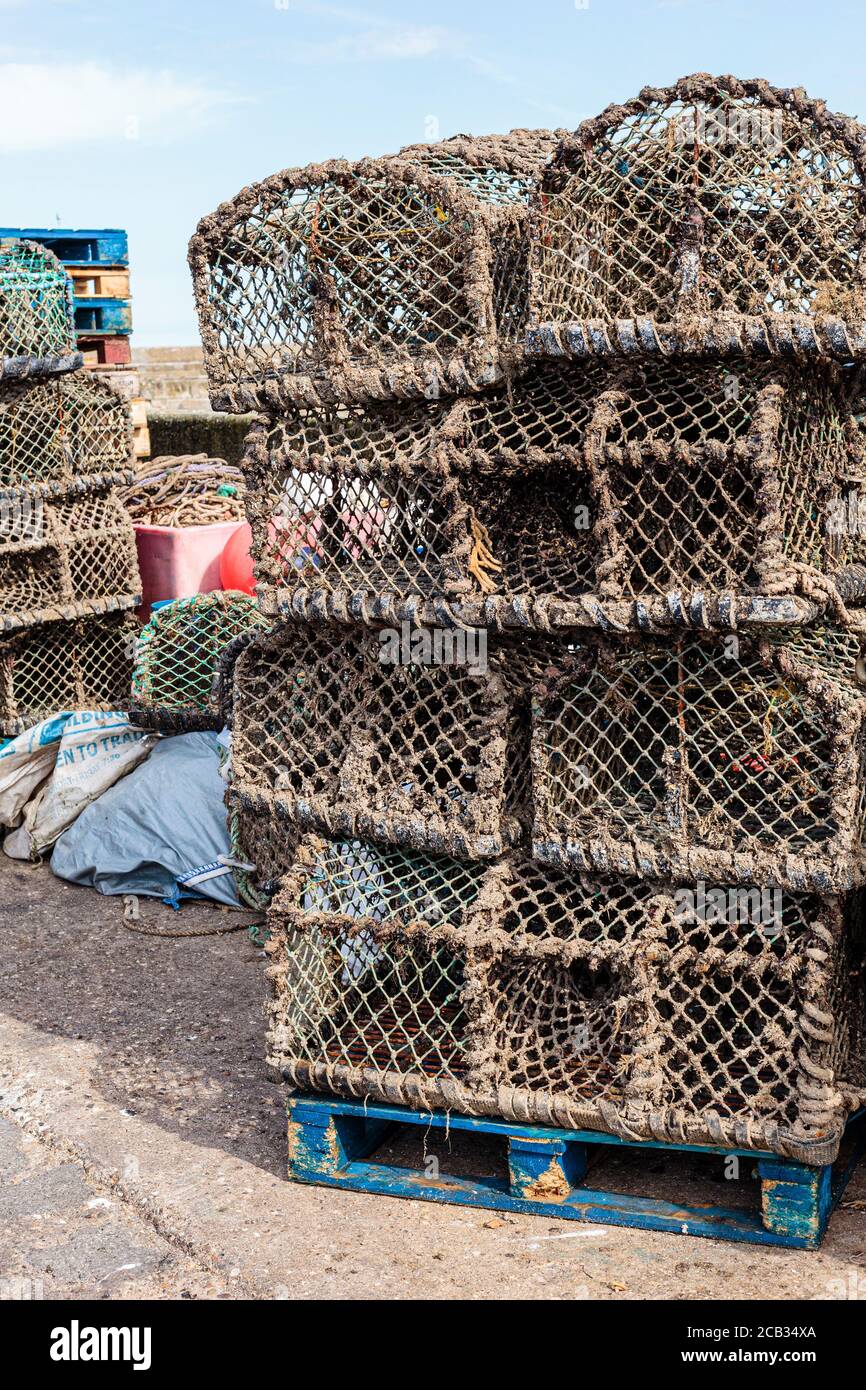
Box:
[134,520,246,616]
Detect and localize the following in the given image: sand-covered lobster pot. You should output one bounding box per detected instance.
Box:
[130,591,260,732]
[227,620,546,859]
[0,608,138,736]
[0,372,133,488]
[0,476,141,633]
[245,356,866,632]
[528,75,866,361]
[531,626,866,892]
[189,132,559,412]
[0,239,80,379]
[266,834,866,1163]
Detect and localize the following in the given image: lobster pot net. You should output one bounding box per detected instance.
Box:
[0,480,141,633]
[586,359,863,626]
[189,131,559,412]
[227,788,300,910]
[267,837,866,1162]
[247,358,861,633]
[228,620,522,859]
[245,363,608,629]
[528,75,866,360]
[0,239,79,375]
[0,372,133,489]
[0,609,138,736]
[130,591,260,731]
[531,626,866,892]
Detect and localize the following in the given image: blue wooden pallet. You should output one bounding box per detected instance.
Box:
[73,298,132,336]
[287,1093,866,1249]
[0,228,128,267]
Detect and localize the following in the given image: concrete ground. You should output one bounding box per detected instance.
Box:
[1,857,865,1301]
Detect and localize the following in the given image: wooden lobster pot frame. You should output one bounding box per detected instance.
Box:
[0,475,140,634]
[244,357,863,633]
[266,835,866,1164]
[0,239,81,379]
[0,371,133,489]
[531,627,866,893]
[527,75,866,363]
[189,132,558,413]
[0,607,138,736]
[129,590,260,732]
[227,621,552,861]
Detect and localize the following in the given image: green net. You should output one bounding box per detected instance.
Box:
[130,591,261,731]
[0,239,78,373]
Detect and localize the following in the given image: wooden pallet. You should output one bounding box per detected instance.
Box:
[74,298,132,336]
[69,266,130,299]
[79,336,132,366]
[286,1092,866,1249]
[0,228,129,266]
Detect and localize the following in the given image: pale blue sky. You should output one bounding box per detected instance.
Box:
[4,0,864,344]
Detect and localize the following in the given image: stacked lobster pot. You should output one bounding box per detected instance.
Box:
[0,238,141,734]
[191,86,866,1167]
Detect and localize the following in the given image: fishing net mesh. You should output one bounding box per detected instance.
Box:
[228,789,300,910]
[529,76,866,354]
[0,609,138,735]
[0,239,77,370]
[245,358,861,630]
[130,591,261,731]
[229,621,520,858]
[0,373,132,488]
[266,836,866,1161]
[0,482,140,630]
[190,132,560,411]
[531,627,866,888]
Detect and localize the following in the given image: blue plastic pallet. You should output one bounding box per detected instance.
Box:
[286,1092,866,1248]
[0,228,128,267]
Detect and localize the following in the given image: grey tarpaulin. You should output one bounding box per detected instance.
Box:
[51,732,239,906]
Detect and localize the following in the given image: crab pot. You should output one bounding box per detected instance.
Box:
[0,608,138,736]
[0,372,133,489]
[266,836,866,1163]
[0,239,80,377]
[531,626,866,892]
[243,361,610,629]
[188,132,559,412]
[226,619,548,860]
[245,357,864,633]
[528,75,866,361]
[129,590,260,732]
[0,476,141,633]
[582,357,866,628]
